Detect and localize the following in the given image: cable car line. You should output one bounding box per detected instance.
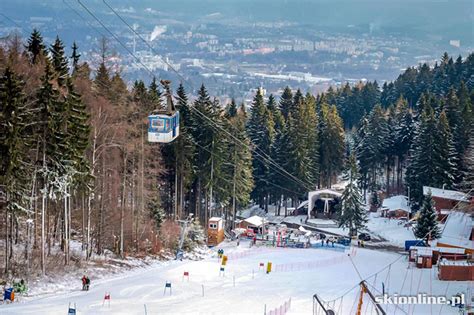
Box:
[100,0,315,191]
[75,0,315,192]
[77,0,307,193]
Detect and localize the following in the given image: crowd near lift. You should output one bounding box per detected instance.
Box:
[148,80,180,143]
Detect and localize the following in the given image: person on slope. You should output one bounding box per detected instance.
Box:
[85,277,91,291]
[81,275,87,291]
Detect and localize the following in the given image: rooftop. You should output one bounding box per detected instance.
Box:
[382,195,411,213]
[437,211,473,250]
[423,186,469,202]
[243,215,265,227]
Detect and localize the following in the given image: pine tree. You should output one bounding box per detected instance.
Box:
[50,36,69,86]
[405,102,440,207]
[25,29,46,64]
[286,93,319,193]
[460,128,474,193]
[356,105,388,193]
[148,77,163,111]
[94,62,110,97]
[319,103,345,188]
[0,68,33,273]
[414,191,441,242]
[65,79,91,188]
[226,98,238,118]
[225,101,254,227]
[338,154,367,236]
[247,88,275,209]
[279,86,293,120]
[433,111,458,188]
[393,97,414,191]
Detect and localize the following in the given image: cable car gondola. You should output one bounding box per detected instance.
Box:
[148,80,180,143]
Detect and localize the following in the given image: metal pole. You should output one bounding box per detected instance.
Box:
[144,304,147,315]
[202,284,204,297]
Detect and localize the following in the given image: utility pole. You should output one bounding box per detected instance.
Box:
[209,139,214,221]
[120,148,127,259]
[232,162,237,230]
[174,155,178,219]
[176,214,193,260]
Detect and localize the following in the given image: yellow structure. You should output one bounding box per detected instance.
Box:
[266,262,272,274]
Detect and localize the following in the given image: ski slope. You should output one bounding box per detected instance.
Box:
[2,240,467,315]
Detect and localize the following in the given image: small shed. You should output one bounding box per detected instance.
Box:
[415,247,433,268]
[207,217,224,246]
[381,195,411,218]
[237,215,265,234]
[438,260,474,281]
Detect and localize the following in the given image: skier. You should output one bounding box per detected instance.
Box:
[81,275,87,291]
[85,277,90,291]
[253,236,257,245]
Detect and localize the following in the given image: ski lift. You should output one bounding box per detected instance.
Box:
[148,80,179,143]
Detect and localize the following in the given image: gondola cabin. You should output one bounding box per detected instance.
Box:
[148,111,180,143]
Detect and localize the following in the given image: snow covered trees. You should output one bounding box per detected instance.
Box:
[247,88,275,209]
[414,191,441,242]
[318,102,345,188]
[406,99,458,208]
[337,154,367,236]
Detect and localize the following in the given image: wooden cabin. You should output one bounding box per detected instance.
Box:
[207,217,224,246]
[415,247,433,268]
[438,260,474,281]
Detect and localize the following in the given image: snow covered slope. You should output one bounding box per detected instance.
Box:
[2,240,467,314]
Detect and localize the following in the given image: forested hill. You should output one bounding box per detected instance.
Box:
[0,29,472,278]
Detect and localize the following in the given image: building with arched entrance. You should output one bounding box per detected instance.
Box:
[307,189,342,219]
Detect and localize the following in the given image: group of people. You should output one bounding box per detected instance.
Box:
[81,275,91,291]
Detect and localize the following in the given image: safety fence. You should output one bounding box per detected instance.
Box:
[272,246,357,273]
[265,297,292,315]
[226,244,357,261]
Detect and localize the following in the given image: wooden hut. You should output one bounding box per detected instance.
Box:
[207,217,224,246]
[438,260,474,281]
[415,247,433,268]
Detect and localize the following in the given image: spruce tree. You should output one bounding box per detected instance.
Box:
[405,102,440,207]
[226,98,238,118]
[279,86,293,120]
[25,29,46,64]
[338,154,367,236]
[460,129,474,193]
[0,68,33,273]
[94,61,110,97]
[247,88,275,209]
[0,67,32,211]
[225,101,254,226]
[50,36,69,86]
[433,111,457,188]
[414,191,441,242]
[286,93,319,193]
[319,103,345,188]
